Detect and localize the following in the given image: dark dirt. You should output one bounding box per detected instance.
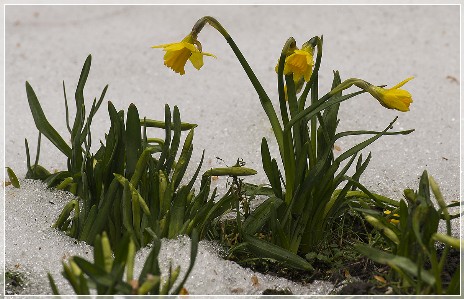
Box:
[5,270,26,295]
[338,281,383,295]
[424,246,461,288]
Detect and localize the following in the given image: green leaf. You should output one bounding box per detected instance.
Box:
[261,138,283,198]
[199,191,238,237]
[44,170,72,188]
[26,81,72,157]
[277,38,292,126]
[298,36,323,109]
[79,85,108,146]
[270,201,289,249]
[73,257,114,287]
[53,199,78,230]
[172,128,194,190]
[62,260,81,294]
[243,234,314,271]
[364,215,400,245]
[355,243,435,286]
[165,106,182,175]
[321,70,342,141]
[122,179,134,234]
[155,105,172,172]
[6,167,20,188]
[101,232,114,273]
[139,232,161,284]
[126,238,136,282]
[74,55,91,114]
[138,275,161,295]
[446,266,460,294]
[168,186,188,238]
[203,166,257,177]
[47,273,60,295]
[243,196,283,235]
[131,190,143,242]
[171,229,199,294]
[140,118,197,130]
[130,147,152,188]
[110,234,131,287]
[85,178,119,243]
[417,170,432,205]
[101,101,124,186]
[186,150,205,191]
[114,173,150,216]
[125,103,142,179]
[159,170,171,217]
[79,205,97,242]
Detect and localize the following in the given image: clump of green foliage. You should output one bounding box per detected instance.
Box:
[23,55,256,248]
[48,229,199,295]
[154,16,417,270]
[355,170,461,295]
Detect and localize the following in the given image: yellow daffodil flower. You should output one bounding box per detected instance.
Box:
[276,44,314,83]
[152,34,215,75]
[384,210,400,225]
[366,77,414,112]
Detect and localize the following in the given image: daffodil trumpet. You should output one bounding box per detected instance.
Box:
[277,42,315,84]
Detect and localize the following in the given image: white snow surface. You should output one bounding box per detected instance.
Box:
[4,5,461,295]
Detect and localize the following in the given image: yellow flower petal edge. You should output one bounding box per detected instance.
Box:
[152,34,216,75]
[368,77,414,112]
[391,76,414,89]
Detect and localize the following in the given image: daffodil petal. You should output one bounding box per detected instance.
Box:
[189,52,204,70]
[163,42,192,52]
[391,77,414,89]
[151,43,177,49]
[202,52,217,58]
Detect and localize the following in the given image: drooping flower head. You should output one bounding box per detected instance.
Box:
[276,42,315,83]
[152,34,216,75]
[366,77,414,112]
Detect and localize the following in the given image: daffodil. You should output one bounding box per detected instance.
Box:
[366,77,414,112]
[384,210,400,225]
[276,44,314,83]
[152,34,215,75]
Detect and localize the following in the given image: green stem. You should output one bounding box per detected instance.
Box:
[283,76,298,204]
[278,37,296,127]
[193,16,284,157]
[298,36,322,110]
[310,74,318,164]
